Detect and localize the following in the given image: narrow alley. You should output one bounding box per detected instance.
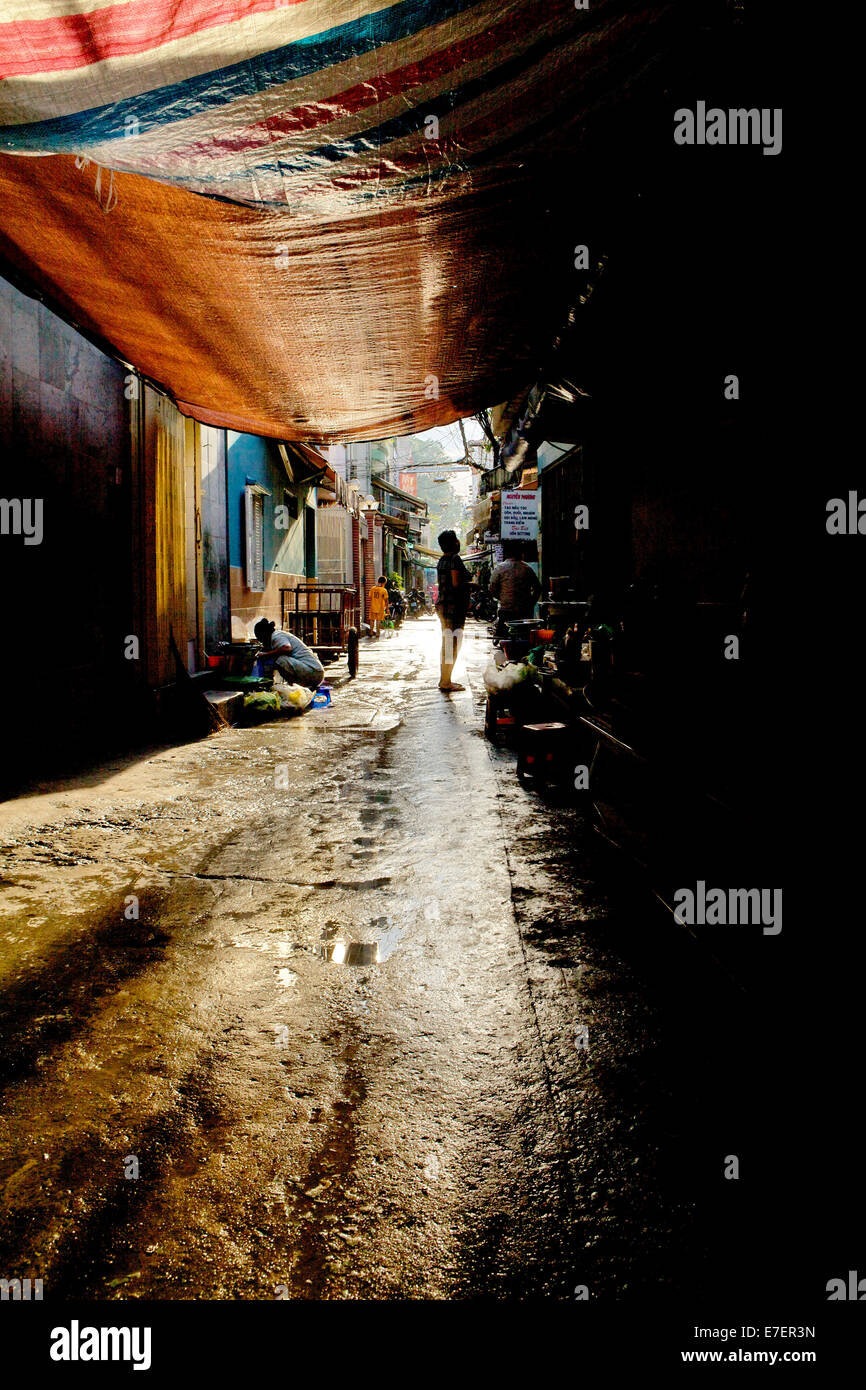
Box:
[0,618,775,1302]
[0,0,854,1367]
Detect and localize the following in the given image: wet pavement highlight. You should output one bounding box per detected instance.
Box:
[0,620,786,1300]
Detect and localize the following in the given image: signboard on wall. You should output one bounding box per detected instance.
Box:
[501,490,538,540]
[398,471,418,495]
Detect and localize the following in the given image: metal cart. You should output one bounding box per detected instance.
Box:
[280,584,360,677]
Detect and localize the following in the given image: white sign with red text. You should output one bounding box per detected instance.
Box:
[501,489,538,540]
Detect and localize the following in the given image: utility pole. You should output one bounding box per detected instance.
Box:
[473,408,501,470]
[458,416,470,466]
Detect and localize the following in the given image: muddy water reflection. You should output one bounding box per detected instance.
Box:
[319,923,403,967]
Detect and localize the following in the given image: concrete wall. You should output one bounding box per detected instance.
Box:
[200,425,229,650]
[627,429,753,604]
[0,273,133,779]
[540,416,755,611]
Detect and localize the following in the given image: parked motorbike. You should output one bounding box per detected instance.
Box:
[388,591,406,627]
[469,588,498,621]
[407,590,430,617]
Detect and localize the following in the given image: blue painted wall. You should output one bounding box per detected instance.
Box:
[226,431,307,578]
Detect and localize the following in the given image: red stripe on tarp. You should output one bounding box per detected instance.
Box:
[170,4,540,158]
[133,71,564,201]
[187,57,567,198]
[0,0,309,79]
[0,2,704,441]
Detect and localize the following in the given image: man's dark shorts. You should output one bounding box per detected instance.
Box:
[437,605,467,631]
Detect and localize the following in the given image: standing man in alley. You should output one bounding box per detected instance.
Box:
[489,541,542,636]
[435,529,470,691]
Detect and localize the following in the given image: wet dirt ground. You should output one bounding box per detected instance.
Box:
[0,620,791,1301]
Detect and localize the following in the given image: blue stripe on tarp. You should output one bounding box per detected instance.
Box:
[270,24,565,173]
[0,0,483,153]
[138,89,567,208]
[97,21,566,190]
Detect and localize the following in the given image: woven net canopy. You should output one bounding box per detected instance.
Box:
[0,0,709,441]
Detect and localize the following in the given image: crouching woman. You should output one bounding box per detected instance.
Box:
[253,619,325,690]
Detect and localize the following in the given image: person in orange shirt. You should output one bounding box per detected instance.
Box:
[368,575,390,638]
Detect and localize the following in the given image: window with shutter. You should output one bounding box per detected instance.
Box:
[244,484,269,591]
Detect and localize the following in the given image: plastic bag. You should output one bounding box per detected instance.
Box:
[239,690,282,725]
[483,662,530,694]
[277,683,315,713]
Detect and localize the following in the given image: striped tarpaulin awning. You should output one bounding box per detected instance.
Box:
[0,0,682,213]
[0,1,713,440]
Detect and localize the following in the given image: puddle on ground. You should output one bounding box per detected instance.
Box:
[370,715,401,732]
[320,941,377,966]
[320,925,403,967]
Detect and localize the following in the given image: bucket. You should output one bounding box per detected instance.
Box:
[311,684,332,708]
[500,639,530,662]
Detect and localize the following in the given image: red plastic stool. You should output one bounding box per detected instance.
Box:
[517,721,570,786]
[484,690,521,746]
